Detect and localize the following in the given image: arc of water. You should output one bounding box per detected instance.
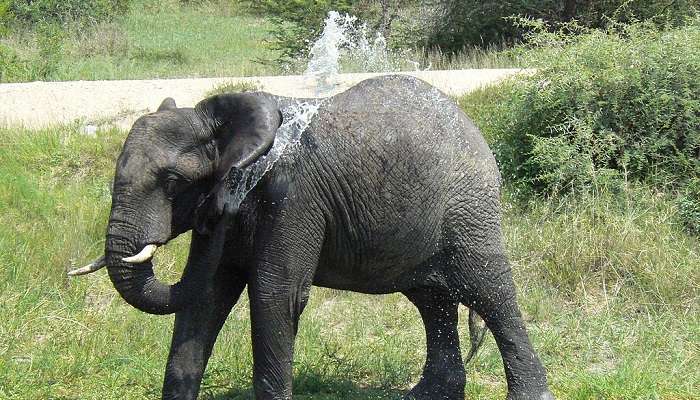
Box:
[223,101,321,209]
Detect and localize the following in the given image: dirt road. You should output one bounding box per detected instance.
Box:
[0,69,528,130]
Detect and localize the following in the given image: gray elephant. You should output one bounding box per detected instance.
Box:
[72,75,554,400]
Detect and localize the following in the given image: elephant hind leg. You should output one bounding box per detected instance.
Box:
[403,288,465,400]
[442,210,554,399]
[454,248,552,399]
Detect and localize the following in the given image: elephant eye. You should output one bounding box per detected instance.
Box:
[165,178,179,198]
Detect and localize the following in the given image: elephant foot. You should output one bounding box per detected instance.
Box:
[506,388,556,400]
[403,370,465,400]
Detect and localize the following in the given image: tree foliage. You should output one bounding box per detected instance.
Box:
[421,0,700,52]
[254,0,700,62]
[7,0,130,27]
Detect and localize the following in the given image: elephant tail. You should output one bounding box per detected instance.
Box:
[464,308,488,365]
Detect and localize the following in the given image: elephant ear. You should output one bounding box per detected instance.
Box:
[193,93,282,234]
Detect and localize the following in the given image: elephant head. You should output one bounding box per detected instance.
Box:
[74,94,282,315]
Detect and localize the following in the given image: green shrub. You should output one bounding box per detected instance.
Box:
[0,0,12,36]
[421,0,700,53]
[677,178,700,235]
[206,80,260,97]
[247,0,357,62]
[461,19,700,202]
[8,0,130,27]
[34,22,64,79]
[0,43,29,81]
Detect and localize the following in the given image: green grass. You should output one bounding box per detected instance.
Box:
[0,0,279,82]
[206,79,261,97]
[0,124,697,399]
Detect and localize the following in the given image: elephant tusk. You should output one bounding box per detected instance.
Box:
[122,244,158,263]
[67,255,106,276]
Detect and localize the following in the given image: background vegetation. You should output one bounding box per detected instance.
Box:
[0,0,278,82]
[5,0,130,26]
[0,0,698,399]
[460,17,700,233]
[4,0,698,81]
[418,0,699,52]
[246,0,700,63]
[459,16,700,300]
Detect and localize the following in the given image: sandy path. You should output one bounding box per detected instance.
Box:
[0,69,528,130]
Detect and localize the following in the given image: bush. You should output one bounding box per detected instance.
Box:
[33,22,64,79]
[0,0,12,36]
[247,0,357,62]
[677,178,700,234]
[8,0,130,27]
[0,43,28,81]
[421,0,700,52]
[461,19,700,195]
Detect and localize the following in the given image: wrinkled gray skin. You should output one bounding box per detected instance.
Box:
[102,75,554,400]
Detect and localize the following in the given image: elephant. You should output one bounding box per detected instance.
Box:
[71,75,554,400]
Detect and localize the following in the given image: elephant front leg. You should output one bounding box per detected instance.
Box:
[162,229,246,400]
[248,259,318,400]
[162,265,245,400]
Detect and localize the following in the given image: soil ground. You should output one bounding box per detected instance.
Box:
[0,69,528,130]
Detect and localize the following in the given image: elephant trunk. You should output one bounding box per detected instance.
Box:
[104,216,226,316]
[104,220,192,315]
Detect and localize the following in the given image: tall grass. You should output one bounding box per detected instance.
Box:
[504,186,699,310]
[0,0,279,82]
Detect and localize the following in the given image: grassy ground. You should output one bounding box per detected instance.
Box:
[0,124,697,399]
[0,0,520,83]
[0,0,279,82]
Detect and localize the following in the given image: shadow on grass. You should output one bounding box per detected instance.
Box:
[207,371,407,400]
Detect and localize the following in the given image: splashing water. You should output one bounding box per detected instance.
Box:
[305,11,356,93]
[223,101,320,209]
[305,11,418,95]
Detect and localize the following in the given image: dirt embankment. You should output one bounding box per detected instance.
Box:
[0,69,529,130]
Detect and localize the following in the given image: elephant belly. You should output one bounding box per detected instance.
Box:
[311,221,446,294]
